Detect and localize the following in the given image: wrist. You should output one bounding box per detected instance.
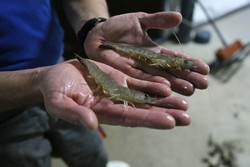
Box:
[32,67,46,105]
[77,17,107,54]
[0,68,44,112]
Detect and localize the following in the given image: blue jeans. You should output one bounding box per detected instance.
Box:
[0,106,108,167]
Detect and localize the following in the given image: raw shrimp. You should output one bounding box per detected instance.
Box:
[99,40,196,70]
[76,55,157,105]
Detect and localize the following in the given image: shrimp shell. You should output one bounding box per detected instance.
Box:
[76,55,157,105]
[99,40,196,70]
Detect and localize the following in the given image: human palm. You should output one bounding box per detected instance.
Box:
[39,59,190,130]
[84,12,209,96]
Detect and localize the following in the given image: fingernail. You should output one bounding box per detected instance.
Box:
[167,115,175,121]
[163,79,171,87]
[182,112,190,119]
[182,83,194,96]
[166,115,176,128]
[181,112,191,125]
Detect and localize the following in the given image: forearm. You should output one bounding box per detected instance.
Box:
[0,68,44,112]
[64,0,109,33]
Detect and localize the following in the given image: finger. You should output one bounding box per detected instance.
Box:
[139,11,182,30]
[140,68,196,96]
[97,105,176,129]
[157,50,209,90]
[125,65,171,87]
[139,68,196,96]
[131,58,196,96]
[163,109,191,126]
[160,48,210,75]
[130,60,171,87]
[102,53,171,87]
[77,105,98,130]
[141,66,195,96]
[170,78,195,96]
[154,96,188,110]
[190,57,210,75]
[127,77,171,97]
[48,94,98,130]
[146,106,191,126]
[168,69,209,90]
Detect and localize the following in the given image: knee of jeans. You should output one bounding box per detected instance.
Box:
[65,147,108,167]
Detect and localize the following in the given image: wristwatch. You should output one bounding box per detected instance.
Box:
[77,17,107,48]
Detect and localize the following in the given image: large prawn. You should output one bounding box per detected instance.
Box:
[76,55,157,105]
[99,40,196,70]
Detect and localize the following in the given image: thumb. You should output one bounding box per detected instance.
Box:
[77,105,99,130]
[140,11,182,30]
[45,95,99,130]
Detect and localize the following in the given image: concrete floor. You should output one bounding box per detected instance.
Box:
[52,7,250,167]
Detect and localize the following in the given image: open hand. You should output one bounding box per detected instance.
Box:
[39,59,190,130]
[84,11,209,96]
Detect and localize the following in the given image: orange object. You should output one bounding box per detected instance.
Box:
[98,125,107,140]
[216,40,244,60]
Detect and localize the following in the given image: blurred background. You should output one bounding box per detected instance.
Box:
[54,0,250,166]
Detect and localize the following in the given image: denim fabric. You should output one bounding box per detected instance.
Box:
[0,107,108,167]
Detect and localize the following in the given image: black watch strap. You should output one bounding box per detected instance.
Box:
[77,17,107,49]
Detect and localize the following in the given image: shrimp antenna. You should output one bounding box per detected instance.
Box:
[172,32,183,54]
